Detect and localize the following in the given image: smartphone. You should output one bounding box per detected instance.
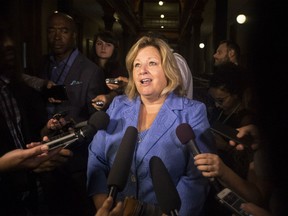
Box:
[210,121,253,147]
[45,85,68,100]
[216,188,250,216]
[105,78,122,85]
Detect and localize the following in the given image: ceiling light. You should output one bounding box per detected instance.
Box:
[161,26,164,29]
[236,14,246,24]
[199,43,205,49]
[159,1,164,6]
[160,14,165,19]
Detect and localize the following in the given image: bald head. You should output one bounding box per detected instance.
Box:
[48,12,76,32]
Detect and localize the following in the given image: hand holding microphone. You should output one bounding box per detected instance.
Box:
[43,111,110,151]
[176,123,222,192]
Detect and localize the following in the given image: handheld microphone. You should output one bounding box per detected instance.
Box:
[149,156,181,216]
[176,123,222,192]
[107,126,138,205]
[45,111,110,150]
[176,123,200,157]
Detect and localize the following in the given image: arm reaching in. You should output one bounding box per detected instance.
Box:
[0,143,60,172]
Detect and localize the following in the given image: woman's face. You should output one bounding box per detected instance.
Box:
[208,87,239,111]
[95,38,114,59]
[133,46,167,100]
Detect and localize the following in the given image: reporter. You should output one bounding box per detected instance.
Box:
[0,22,74,215]
[91,31,128,111]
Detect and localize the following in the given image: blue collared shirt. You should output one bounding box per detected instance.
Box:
[49,48,79,85]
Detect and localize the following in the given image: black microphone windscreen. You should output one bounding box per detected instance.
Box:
[74,120,88,129]
[80,125,97,140]
[149,156,181,214]
[88,111,110,130]
[107,126,138,191]
[176,123,195,144]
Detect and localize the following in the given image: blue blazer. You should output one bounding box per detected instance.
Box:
[87,93,216,216]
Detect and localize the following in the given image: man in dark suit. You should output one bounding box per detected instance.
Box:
[35,12,106,216]
[40,12,106,123]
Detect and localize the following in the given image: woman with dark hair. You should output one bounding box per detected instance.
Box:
[91,30,128,111]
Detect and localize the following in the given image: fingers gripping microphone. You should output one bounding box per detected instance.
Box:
[176,123,221,192]
[45,111,110,150]
[149,156,181,216]
[107,126,138,205]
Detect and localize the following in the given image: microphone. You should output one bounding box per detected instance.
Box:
[107,126,138,205]
[74,120,88,129]
[176,123,222,192]
[45,111,110,150]
[149,156,181,216]
[176,123,200,157]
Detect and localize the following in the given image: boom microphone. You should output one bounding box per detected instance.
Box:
[176,123,222,192]
[107,126,138,205]
[149,156,181,216]
[45,111,110,150]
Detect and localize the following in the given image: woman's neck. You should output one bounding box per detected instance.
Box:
[138,96,166,131]
[99,58,107,68]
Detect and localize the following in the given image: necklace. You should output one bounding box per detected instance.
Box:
[217,103,241,124]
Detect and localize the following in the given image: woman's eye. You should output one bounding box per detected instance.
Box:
[149,61,157,66]
[134,63,140,68]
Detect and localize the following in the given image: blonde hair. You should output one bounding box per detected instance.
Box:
[125,36,185,99]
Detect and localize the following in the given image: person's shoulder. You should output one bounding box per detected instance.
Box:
[111,94,132,106]
[106,95,135,115]
[75,53,104,78]
[168,93,205,110]
[173,52,188,64]
[76,53,101,68]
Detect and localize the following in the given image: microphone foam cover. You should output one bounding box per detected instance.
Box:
[149,156,181,214]
[88,111,110,130]
[176,123,195,144]
[81,125,97,140]
[107,126,138,191]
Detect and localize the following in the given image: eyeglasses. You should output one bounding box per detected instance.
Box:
[211,95,230,106]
